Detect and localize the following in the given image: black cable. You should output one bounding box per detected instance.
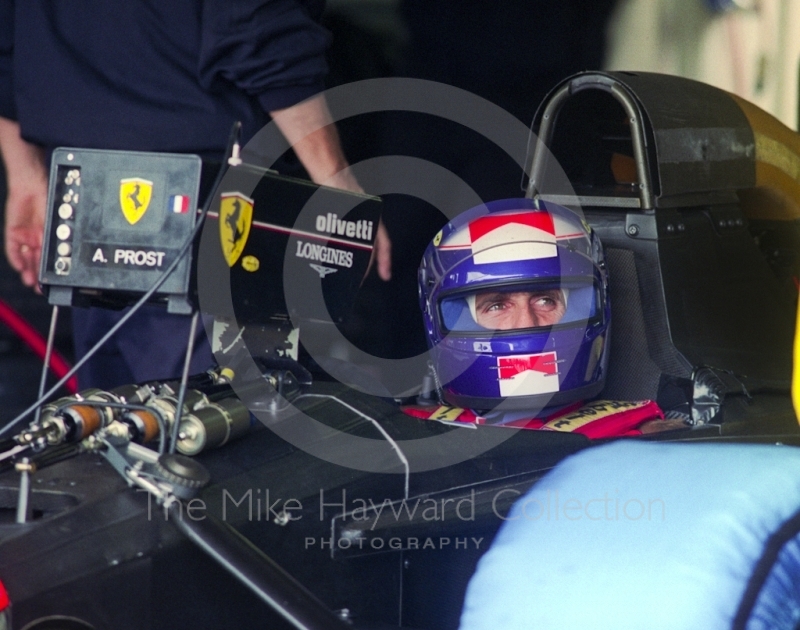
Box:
[28,443,82,472]
[0,121,242,440]
[169,311,200,454]
[0,442,79,476]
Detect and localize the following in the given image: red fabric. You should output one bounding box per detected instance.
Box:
[521,399,664,438]
[0,299,78,393]
[402,399,665,439]
[0,577,9,610]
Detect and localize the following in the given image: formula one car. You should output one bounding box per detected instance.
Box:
[0,71,799,630]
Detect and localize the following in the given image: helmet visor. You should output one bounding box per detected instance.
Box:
[439,280,600,332]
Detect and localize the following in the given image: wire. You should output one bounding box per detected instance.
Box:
[295,393,410,499]
[34,306,60,427]
[0,121,242,440]
[169,311,200,454]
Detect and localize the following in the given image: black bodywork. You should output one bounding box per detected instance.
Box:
[1,72,800,629]
[0,388,588,629]
[2,389,797,630]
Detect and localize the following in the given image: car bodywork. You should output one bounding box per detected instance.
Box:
[0,71,799,629]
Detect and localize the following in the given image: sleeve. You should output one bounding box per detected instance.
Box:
[461,441,800,630]
[0,0,15,120]
[199,0,331,113]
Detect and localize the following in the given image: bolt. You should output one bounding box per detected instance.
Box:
[626,224,639,236]
[273,510,291,526]
[15,459,36,474]
[666,224,675,233]
[336,609,351,621]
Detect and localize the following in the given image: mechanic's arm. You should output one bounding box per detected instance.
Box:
[0,117,47,288]
[269,94,391,281]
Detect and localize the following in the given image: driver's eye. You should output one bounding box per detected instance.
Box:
[485,301,507,312]
[532,296,556,311]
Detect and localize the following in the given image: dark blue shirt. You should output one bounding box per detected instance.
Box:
[0,0,331,159]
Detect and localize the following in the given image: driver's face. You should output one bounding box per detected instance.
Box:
[474,289,566,330]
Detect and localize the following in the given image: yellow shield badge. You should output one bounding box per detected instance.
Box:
[119,178,153,225]
[219,192,254,267]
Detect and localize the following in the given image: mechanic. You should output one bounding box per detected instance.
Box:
[406,198,686,438]
[0,0,390,389]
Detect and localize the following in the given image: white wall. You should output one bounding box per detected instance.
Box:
[605,0,800,129]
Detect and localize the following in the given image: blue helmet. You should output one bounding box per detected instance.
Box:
[418,198,610,412]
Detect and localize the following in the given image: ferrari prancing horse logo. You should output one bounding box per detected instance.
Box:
[119,178,153,225]
[219,192,254,267]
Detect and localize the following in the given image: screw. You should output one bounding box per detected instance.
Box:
[15,459,36,474]
[626,224,639,236]
[335,609,351,621]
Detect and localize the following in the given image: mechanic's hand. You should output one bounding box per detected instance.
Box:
[327,176,392,282]
[0,118,47,290]
[270,96,393,281]
[372,219,391,281]
[5,182,46,289]
[320,170,392,281]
